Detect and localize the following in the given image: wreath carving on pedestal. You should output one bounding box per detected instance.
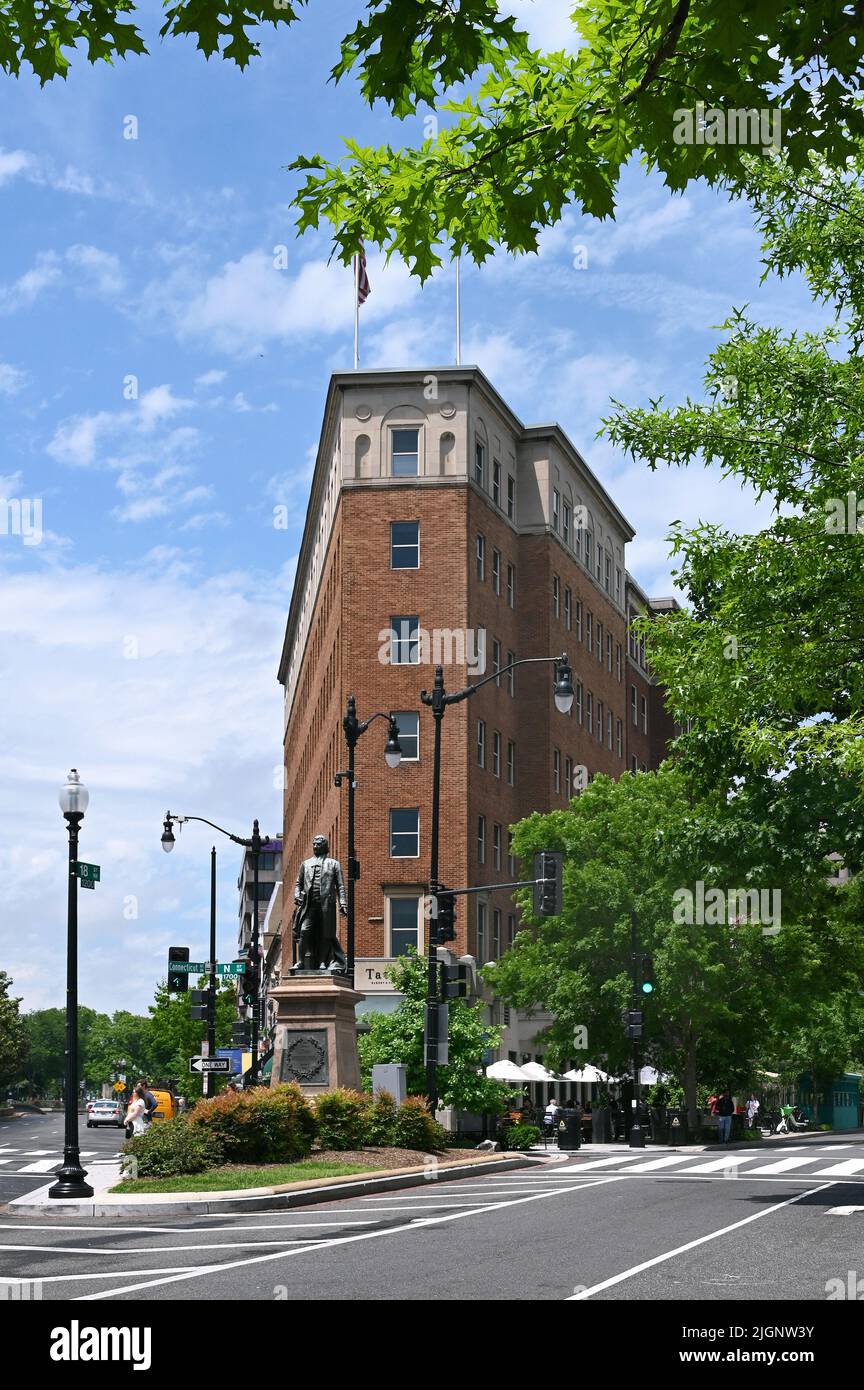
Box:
[285,1035,327,1082]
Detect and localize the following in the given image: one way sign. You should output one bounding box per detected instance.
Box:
[189,1056,231,1074]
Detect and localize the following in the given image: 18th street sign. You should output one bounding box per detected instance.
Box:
[189,1057,232,1074]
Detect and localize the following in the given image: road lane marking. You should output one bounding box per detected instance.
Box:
[675,1156,763,1173]
[811,1159,864,1176]
[0,1267,206,1285]
[740,1157,822,1174]
[568,1182,836,1300]
[16,1160,60,1173]
[0,1241,310,1255]
[75,1175,630,1300]
[557,1156,649,1172]
[0,1221,376,1233]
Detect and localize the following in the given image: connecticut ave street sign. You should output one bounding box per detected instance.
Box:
[189,1057,232,1074]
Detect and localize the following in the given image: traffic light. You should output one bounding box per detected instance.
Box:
[168,946,190,993]
[440,961,470,998]
[533,851,563,917]
[640,955,654,995]
[240,966,258,1007]
[190,988,211,1022]
[435,889,457,943]
[622,1008,643,1040]
[232,1020,251,1046]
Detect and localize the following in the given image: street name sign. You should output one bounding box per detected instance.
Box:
[76,862,100,882]
[172,961,206,974]
[216,963,244,976]
[189,1056,232,1074]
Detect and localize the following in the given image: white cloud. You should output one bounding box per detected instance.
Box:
[195,368,227,387]
[0,363,27,395]
[499,0,581,51]
[66,243,126,297]
[0,252,62,313]
[0,148,30,186]
[47,386,194,467]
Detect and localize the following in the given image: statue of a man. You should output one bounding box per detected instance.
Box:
[292,834,348,973]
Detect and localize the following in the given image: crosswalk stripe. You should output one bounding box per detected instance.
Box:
[17,1159,60,1173]
[675,1156,759,1173]
[557,1155,648,1171]
[737,1157,821,1174]
[624,1155,698,1173]
[812,1159,864,1177]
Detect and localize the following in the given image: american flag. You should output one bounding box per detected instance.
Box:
[356,243,370,305]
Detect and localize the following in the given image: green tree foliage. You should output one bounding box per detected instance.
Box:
[0,972,27,1090]
[292,1,864,278]
[357,952,507,1113]
[488,766,864,1124]
[603,144,864,791]
[146,978,237,1099]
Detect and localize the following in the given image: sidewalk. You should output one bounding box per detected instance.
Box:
[527,1126,864,1158]
[7,1151,533,1219]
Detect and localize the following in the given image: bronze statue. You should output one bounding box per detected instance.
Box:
[291,834,348,973]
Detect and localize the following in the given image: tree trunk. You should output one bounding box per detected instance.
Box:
[684,1031,699,1130]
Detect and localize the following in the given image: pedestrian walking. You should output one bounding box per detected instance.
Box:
[137,1078,158,1126]
[746,1094,760,1130]
[124,1085,147,1138]
[715,1090,735,1143]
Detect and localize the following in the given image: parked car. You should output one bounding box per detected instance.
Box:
[87,1099,125,1129]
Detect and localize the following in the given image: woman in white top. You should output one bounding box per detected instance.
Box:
[125,1085,146,1137]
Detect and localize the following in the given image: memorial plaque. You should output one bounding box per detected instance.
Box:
[280,1029,329,1086]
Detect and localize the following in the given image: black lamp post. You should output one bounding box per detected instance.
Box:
[161,813,275,1086]
[50,769,94,1200]
[419,654,574,1114]
[337,698,402,986]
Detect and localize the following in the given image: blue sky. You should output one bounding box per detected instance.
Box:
[0,0,829,1016]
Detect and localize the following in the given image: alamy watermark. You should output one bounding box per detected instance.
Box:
[824,493,864,534]
[0,496,42,545]
[378,624,486,675]
[673,881,781,936]
[673,102,782,154]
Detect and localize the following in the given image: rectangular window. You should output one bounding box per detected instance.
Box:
[552,488,560,532]
[605,553,612,592]
[616,642,622,681]
[564,587,572,631]
[596,543,603,581]
[389,896,420,957]
[584,531,593,571]
[390,520,419,569]
[586,612,593,653]
[391,428,419,476]
[493,638,501,686]
[508,831,516,877]
[390,808,419,857]
[607,633,613,672]
[493,823,502,871]
[616,567,622,604]
[507,564,515,608]
[492,909,501,959]
[477,719,486,768]
[586,692,593,735]
[616,718,623,758]
[475,440,486,487]
[477,901,487,963]
[492,730,501,778]
[563,502,571,547]
[507,740,516,786]
[554,747,561,794]
[596,620,603,663]
[641,694,648,735]
[631,684,638,726]
[631,755,639,772]
[565,756,572,795]
[607,709,613,750]
[576,681,583,724]
[492,459,501,507]
[476,533,485,581]
[576,600,583,642]
[389,616,420,665]
[507,474,515,520]
[575,523,582,560]
[507,650,515,697]
[477,815,486,865]
[392,711,420,761]
[597,700,604,744]
[492,548,501,595]
[507,913,516,949]
[553,574,560,618]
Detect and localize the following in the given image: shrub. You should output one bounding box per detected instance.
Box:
[122,1117,223,1178]
[365,1090,398,1146]
[190,1083,316,1164]
[314,1088,371,1150]
[392,1095,446,1152]
[499,1123,541,1152]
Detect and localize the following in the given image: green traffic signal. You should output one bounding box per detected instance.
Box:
[641,981,654,994]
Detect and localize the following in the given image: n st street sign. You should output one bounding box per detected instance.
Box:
[189,1056,232,1074]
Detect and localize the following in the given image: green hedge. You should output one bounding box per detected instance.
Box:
[122,1118,224,1178]
[391,1095,447,1152]
[499,1123,541,1151]
[313,1088,370,1151]
[189,1083,316,1164]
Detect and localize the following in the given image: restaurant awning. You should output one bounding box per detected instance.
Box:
[485,1060,530,1081]
[561,1065,610,1083]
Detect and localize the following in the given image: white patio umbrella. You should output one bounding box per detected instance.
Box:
[485,1060,530,1081]
[639,1066,666,1086]
[561,1065,609,1083]
[520,1062,563,1082]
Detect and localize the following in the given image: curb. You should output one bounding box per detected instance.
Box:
[7,1153,535,1219]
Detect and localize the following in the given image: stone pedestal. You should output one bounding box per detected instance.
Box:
[269,974,365,1095]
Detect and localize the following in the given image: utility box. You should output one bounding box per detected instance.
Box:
[372,1064,407,1104]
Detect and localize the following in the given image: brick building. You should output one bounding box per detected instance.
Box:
[277,367,678,1055]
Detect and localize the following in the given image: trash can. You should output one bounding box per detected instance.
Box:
[557,1107,582,1150]
[591,1106,612,1142]
[667,1108,689,1144]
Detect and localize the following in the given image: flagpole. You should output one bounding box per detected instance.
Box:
[354,254,360,369]
[455,254,462,366]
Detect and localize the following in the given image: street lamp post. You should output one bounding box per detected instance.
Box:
[161,813,275,1086]
[629,911,646,1148]
[50,769,94,1200]
[419,654,574,1114]
[337,698,402,986]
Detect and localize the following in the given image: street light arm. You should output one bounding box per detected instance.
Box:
[358,709,398,736]
[421,652,570,706]
[165,813,277,852]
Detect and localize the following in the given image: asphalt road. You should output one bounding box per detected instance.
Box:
[0,1110,125,1204]
[3,1115,864,1304]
